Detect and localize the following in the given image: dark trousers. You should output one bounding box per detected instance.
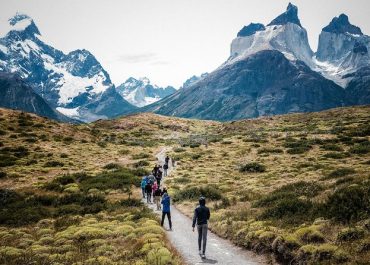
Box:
[161,212,172,229]
[197,224,208,254]
[146,192,151,203]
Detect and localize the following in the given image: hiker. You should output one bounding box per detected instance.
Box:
[148,174,156,185]
[152,180,158,195]
[145,181,152,203]
[192,196,210,259]
[161,192,172,230]
[156,169,163,186]
[163,163,168,177]
[165,155,170,165]
[152,164,159,177]
[140,177,147,198]
[154,185,162,210]
[162,187,167,195]
[172,157,176,168]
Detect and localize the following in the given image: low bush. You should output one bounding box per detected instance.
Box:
[173,186,222,202]
[103,163,121,170]
[60,153,68,158]
[258,147,283,154]
[133,160,149,168]
[173,147,185,153]
[287,146,311,154]
[323,152,348,159]
[349,141,370,154]
[120,198,143,207]
[320,143,343,151]
[0,154,17,167]
[131,153,150,159]
[260,197,313,221]
[0,171,7,178]
[326,168,355,179]
[337,227,365,241]
[239,162,266,173]
[324,182,370,223]
[44,161,64,167]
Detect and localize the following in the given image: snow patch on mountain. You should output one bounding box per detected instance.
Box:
[116,77,176,107]
[227,4,313,69]
[0,13,134,122]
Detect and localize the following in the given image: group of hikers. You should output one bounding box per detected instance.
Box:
[140,155,211,259]
[141,155,173,230]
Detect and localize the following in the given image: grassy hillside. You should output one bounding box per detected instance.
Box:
[165,105,370,264]
[0,106,369,264]
[0,109,191,265]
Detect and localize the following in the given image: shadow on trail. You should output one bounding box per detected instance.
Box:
[197,258,218,264]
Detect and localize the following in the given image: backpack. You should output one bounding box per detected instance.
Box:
[163,164,168,170]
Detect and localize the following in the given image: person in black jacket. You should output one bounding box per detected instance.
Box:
[145,182,152,203]
[192,196,210,258]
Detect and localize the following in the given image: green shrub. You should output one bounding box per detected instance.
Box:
[325,182,370,223]
[239,162,266,173]
[60,153,68,158]
[323,152,348,159]
[287,146,311,154]
[337,227,365,241]
[175,176,190,184]
[258,147,283,154]
[120,198,143,207]
[320,143,343,151]
[131,153,150,159]
[0,154,17,167]
[103,163,122,170]
[173,186,222,202]
[0,171,7,178]
[260,197,313,221]
[326,168,355,179]
[191,154,201,160]
[350,141,370,154]
[44,161,64,167]
[79,168,140,191]
[133,160,149,168]
[174,147,185,153]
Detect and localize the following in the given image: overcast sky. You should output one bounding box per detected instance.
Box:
[1,0,369,88]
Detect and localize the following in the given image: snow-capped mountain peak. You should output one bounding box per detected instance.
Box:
[267,2,301,27]
[323,14,363,35]
[315,13,369,87]
[116,77,176,107]
[228,3,313,68]
[4,13,40,37]
[0,13,135,122]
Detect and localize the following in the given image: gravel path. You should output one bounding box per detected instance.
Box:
[143,148,267,265]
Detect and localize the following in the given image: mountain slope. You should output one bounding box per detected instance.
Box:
[143,3,345,121]
[116,77,176,107]
[144,50,344,121]
[0,72,72,122]
[315,14,370,88]
[0,13,136,122]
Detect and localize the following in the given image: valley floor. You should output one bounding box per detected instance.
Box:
[0,105,369,264]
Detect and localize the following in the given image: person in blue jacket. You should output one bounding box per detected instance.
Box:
[141,176,147,198]
[161,192,172,230]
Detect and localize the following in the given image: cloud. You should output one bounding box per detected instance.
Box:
[150,60,170,66]
[117,52,157,63]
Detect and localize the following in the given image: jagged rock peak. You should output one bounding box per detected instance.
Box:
[322,14,363,35]
[267,2,301,27]
[7,13,40,35]
[237,23,265,37]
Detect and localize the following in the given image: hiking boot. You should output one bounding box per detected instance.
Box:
[201,253,206,259]
[199,250,202,256]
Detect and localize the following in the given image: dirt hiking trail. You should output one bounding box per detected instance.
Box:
[143,147,267,265]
